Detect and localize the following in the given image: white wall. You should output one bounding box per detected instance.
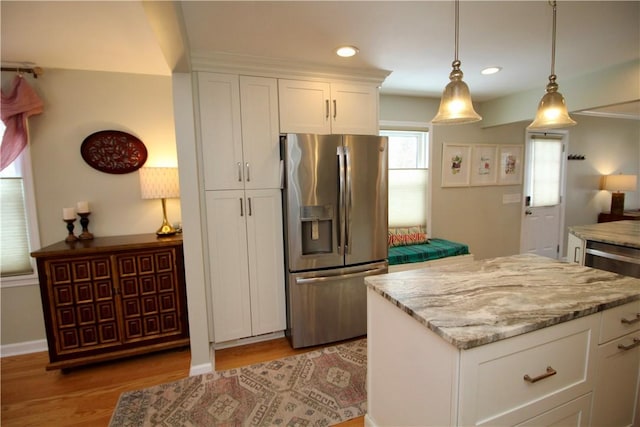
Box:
[380,94,640,261]
[381,95,526,260]
[1,69,181,346]
[564,114,640,227]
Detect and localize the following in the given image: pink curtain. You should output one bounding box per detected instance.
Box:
[1,76,44,171]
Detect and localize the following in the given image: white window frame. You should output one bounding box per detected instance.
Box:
[1,147,41,288]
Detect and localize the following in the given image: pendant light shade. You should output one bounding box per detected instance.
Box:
[528,1,576,130]
[432,0,482,125]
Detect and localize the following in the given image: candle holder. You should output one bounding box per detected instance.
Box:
[64,219,78,243]
[78,212,94,240]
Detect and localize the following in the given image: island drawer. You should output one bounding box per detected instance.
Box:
[599,300,640,344]
[458,314,599,426]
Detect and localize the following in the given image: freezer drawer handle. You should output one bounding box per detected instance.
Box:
[524,366,557,384]
[295,266,387,285]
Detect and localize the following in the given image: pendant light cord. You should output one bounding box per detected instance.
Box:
[550,0,557,76]
[454,0,460,62]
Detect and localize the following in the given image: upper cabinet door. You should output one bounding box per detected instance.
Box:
[198,72,244,190]
[331,83,379,135]
[239,76,281,189]
[278,79,379,135]
[278,79,331,134]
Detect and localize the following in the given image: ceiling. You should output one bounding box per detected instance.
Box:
[1,1,639,118]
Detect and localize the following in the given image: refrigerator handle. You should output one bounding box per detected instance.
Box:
[344,146,352,254]
[337,146,345,256]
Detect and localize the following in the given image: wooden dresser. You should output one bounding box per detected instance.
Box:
[598,210,640,223]
[31,234,189,370]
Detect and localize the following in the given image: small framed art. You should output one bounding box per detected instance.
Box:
[441,143,471,187]
[498,145,524,185]
[470,144,498,186]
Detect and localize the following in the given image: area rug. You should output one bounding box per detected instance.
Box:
[110,339,367,426]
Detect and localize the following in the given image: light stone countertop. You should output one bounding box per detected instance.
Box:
[365,253,640,350]
[569,220,640,249]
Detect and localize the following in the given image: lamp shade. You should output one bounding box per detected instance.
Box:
[431,65,482,125]
[139,167,180,199]
[527,79,577,130]
[603,174,638,192]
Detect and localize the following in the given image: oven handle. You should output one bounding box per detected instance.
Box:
[585,248,640,265]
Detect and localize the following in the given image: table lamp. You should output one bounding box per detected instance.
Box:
[602,174,637,215]
[139,167,180,236]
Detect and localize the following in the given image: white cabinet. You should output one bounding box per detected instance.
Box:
[198,73,281,190]
[567,232,586,265]
[591,300,640,427]
[278,79,379,135]
[205,189,286,343]
[367,288,638,427]
[198,71,285,343]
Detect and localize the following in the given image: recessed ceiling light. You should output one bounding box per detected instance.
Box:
[335,46,359,57]
[481,66,502,75]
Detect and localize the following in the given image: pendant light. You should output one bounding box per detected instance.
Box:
[528,1,576,130]
[432,0,482,125]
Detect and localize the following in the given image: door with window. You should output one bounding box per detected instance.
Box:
[520,133,567,259]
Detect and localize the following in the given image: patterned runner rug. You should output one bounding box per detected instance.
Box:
[110,339,367,426]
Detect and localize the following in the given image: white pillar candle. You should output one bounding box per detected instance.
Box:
[77,201,90,214]
[63,207,76,220]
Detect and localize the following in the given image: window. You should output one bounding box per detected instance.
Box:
[527,134,563,207]
[380,130,429,228]
[0,122,40,286]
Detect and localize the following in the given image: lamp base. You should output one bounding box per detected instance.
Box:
[610,192,625,216]
[156,198,177,237]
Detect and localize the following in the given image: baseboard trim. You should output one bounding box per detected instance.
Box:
[189,361,214,376]
[1,339,48,357]
[213,331,285,350]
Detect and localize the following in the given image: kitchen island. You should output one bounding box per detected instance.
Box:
[365,253,640,427]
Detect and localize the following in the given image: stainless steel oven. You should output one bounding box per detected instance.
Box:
[585,241,640,278]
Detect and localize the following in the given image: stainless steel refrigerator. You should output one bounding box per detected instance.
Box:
[281,133,388,348]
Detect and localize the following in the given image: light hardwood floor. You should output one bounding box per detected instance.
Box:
[1,338,365,426]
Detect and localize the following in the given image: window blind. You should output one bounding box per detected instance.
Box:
[1,177,33,276]
[388,169,428,227]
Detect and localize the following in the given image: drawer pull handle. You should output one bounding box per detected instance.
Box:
[618,338,640,351]
[524,366,557,384]
[621,314,640,325]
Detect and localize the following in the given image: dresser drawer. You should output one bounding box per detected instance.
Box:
[458,314,599,426]
[600,300,640,344]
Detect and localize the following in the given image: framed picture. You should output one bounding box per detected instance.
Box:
[441,143,471,187]
[470,144,498,186]
[498,145,524,185]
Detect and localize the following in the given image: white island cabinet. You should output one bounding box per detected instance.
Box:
[365,254,640,427]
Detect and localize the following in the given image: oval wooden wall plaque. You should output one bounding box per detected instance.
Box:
[80,130,148,174]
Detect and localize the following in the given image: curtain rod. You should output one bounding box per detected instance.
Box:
[1,66,44,78]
